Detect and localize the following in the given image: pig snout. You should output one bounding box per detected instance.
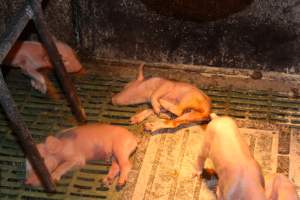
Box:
[111,94,123,105]
[25,173,41,186]
[111,93,132,105]
[111,95,118,105]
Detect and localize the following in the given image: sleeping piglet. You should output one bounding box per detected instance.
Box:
[4,41,83,93]
[112,64,211,132]
[265,173,299,200]
[25,124,138,190]
[195,114,266,200]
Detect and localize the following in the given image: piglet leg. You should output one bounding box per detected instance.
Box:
[145,110,210,132]
[22,67,47,94]
[117,159,132,190]
[51,159,84,182]
[150,82,174,114]
[102,158,120,186]
[216,186,224,200]
[144,111,206,132]
[172,110,210,126]
[159,99,183,116]
[114,149,134,190]
[130,109,154,124]
[194,133,211,177]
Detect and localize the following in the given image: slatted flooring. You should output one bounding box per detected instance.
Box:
[0,60,299,199]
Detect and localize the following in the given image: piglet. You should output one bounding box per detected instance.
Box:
[4,41,83,93]
[265,173,299,200]
[112,64,211,132]
[25,124,138,190]
[195,114,266,200]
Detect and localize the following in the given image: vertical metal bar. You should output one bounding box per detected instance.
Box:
[29,0,87,123]
[0,70,56,192]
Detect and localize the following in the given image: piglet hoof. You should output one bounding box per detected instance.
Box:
[144,120,173,132]
[101,177,113,186]
[192,170,202,178]
[115,182,126,191]
[51,173,62,183]
[31,79,47,94]
[130,116,141,124]
[158,112,172,120]
[25,179,41,187]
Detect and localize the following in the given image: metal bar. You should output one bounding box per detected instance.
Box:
[0,2,34,63]
[29,0,87,123]
[0,70,56,192]
[0,0,56,192]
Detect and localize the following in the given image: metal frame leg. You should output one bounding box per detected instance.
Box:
[0,70,56,192]
[29,0,87,123]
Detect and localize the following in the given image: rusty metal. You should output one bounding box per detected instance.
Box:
[0,0,56,192]
[0,70,56,192]
[29,0,87,123]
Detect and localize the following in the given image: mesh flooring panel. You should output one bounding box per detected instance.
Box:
[0,60,300,199]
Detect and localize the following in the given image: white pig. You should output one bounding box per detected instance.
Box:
[195,114,266,200]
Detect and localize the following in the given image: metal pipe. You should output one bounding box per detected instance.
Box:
[29,0,87,123]
[0,0,56,192]
[0,70,56,192]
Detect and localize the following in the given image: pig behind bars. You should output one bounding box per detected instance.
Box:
[4,40,83,94]
[25,124,138,190]
[265,173,299,200]
[195,114,266,200]
[111,64,211,132]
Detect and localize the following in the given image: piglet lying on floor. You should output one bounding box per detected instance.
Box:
[265,173,299,200]
[195,114,266,200]
[25,124,138,190]
[112,64,211,132]
[4,41,83,93]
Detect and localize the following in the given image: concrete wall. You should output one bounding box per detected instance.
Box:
[74,0,300,72]
[0,0,75,46]
[0,0,299,72]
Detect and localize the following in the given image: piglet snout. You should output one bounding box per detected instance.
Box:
[111,96,117,105]
[111,94,121,105]
[25,175,41,186]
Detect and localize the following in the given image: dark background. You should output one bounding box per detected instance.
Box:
[0,0,299,72]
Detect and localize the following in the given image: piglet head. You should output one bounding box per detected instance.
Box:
[112,63,146,105]
[57,42,83,73]
[25,136,62,186]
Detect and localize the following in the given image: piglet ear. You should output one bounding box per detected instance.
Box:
[45,136,62,154]
[137,63,145,81]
